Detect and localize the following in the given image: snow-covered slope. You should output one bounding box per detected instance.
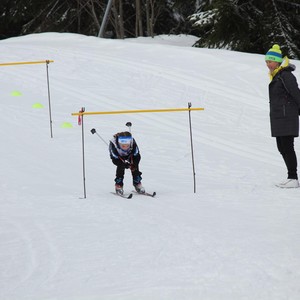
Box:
[1,33,300,300]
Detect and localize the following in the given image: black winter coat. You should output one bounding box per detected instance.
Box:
[269,65,300,137]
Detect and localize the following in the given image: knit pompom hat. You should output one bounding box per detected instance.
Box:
[265,44,283,63]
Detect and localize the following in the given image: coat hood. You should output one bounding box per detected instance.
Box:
[269,56,296,80]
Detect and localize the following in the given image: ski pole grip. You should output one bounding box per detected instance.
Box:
[91,128,96,134]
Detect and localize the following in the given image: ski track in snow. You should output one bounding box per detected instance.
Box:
[1,217,62,295]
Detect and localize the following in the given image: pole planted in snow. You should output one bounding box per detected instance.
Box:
[78,107,87,199]
[0,59,54,138]
[188,102,196,193]
[73,106,204,197]
[45,60,53,138]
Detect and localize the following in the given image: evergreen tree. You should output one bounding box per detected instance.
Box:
[189,0,300,58]
[167,0,200,34]
[0,0,33,39]
[260,0,300,58]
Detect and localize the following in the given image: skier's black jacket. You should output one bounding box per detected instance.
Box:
[109,135,141,168]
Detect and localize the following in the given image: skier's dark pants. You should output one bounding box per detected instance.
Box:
[113,155,142,185]
[276,136,298,179]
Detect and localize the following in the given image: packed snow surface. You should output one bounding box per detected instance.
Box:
[1,33,300,300]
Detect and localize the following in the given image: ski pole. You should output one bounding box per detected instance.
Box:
[90,128,109,146]
[126,122,132,133]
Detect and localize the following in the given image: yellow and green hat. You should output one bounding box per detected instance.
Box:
[265,44,283,63]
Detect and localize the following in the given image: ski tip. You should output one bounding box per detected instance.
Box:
[127,193,133,199]
[152,192,156,197]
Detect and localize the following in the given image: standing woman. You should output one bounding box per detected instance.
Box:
[266,44,300,188]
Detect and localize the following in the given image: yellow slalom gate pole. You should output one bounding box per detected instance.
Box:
[71,107,204,116]
[188,103,196,193]
[0,59,55,138]
[73,104,204,198]
[45,61,54,138]
[0,60,54,67]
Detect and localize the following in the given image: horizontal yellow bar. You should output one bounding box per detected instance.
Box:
[0,60,54,67]
[72,107,204,116]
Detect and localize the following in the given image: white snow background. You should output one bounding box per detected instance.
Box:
[1,33,300,300]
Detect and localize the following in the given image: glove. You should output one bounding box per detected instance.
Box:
[91,128,96,134]
[123,160,131,169]
[130,164,136,171]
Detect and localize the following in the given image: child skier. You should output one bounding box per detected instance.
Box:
[109,131,145,195]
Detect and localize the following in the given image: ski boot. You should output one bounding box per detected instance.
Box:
[133,175,145,193]
[115,184,124,195]
[115,178,124,195]
[134,182,145,194]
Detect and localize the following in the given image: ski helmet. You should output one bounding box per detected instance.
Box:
[117,132,132,150]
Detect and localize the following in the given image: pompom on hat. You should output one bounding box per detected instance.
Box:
[265,44,283,63]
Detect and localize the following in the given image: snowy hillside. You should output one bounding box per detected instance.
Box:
[1,33,300,300]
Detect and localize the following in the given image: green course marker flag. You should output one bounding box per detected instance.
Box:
[11,91,22,96]
[32,103,44,108]
[61,122,73,128]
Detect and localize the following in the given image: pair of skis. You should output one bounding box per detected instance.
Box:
[112,190,156,199]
